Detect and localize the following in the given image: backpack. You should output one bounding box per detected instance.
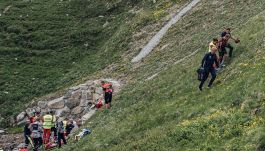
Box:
[197,68,205,81]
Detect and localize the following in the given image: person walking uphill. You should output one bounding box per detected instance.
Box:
[199,47,219,91]
[101,81,113,109]
[42,111,53,144]
[220,28,240,58]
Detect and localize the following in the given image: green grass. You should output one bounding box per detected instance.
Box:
[53,0,265,150]
[0,0,183,127]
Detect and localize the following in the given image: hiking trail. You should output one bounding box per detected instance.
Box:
[131,0,201,63]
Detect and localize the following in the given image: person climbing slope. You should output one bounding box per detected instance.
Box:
[101,81,114,109]
[218,34,230,67]
[209,38,219,52]
[199,47,219,91]
[209,38,219,69]
[220,28,240,58]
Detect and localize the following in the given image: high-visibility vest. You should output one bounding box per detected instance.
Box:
[63,120,67,129]
[43,114,53,129]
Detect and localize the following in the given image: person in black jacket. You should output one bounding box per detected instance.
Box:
[199,47,219,91]
[23,120,31,147]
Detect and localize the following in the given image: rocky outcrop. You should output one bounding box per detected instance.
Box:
[15,79,121,125]
[47,97,65,109]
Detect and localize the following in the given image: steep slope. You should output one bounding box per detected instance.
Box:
[0,0,186,127]
[55,0,265,151]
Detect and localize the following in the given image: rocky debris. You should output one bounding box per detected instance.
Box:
[0,130,5,134]
[55,106,71,117]
[15,79,121,126]
[0,133,23,151]
[38,101,47,109]
[16,112,26,122]
[81,110,96,124]
[71,106,84,115]
[48,97,65,109]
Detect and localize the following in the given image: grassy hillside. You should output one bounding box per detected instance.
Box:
[55,0,265,150]
[0,0,184,127]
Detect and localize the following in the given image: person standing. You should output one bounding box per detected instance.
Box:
[101,81,113,109]
[56,119,67,148]
[30,118,43,151]
[50,112,58,142]
[42,111,53,144]
[23,120,31,147]
[199,47,219,91]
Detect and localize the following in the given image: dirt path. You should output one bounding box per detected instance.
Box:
[131,0,201,63]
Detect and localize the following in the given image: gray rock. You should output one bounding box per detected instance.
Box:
[93,93,103,101]
[81,90,88,101]
[16,112,26,122]
[0,129,5,134]
[80,99,89,107]
[47,97,65,109]
[71,106,84,115]
[17,118,27,126]
[34,106,41,113]
[87,91,93,100]
[38,101,47,109]
[65,91,82,109]
[95,87,103,94]
[81,110,96,122]
[85,80,94,86]
[26,108,35,117]
[56,106,71,117]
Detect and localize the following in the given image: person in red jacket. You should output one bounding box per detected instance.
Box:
[101,81,113,109]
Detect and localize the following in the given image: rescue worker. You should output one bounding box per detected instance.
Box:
[23,120,31,147]
[56,119,67,148]
[50,111,58,141]
[199,47,219,91]
[42,111,53,144]
[65,119,75,136]
[101,81,113,109]
[30,118,43,151]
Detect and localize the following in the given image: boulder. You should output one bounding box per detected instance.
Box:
[93,93,103,101]
[95,87,103,94]
[34,106,41,113]
[47,97,65,109]
[80,99,90,107]
[81,90,88,101]
[81,110,96,122]
[16,112,26,122]
[26,108,35,117]
[85,80,94,86]
[56,106,71,117]
[87,91,93,100]
[0,129,5,134]
[65,91,82,109]
[71,106,84,115]
[38,101,47,109]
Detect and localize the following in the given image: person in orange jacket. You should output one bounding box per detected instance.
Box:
[101,81,113,109]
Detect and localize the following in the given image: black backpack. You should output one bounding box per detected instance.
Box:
[197,68,205,81]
